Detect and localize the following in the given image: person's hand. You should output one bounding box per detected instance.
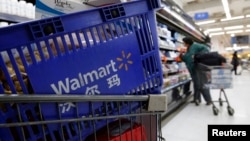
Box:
[177,47,186,53]
[175,56,182,62]
[180,47,187,53]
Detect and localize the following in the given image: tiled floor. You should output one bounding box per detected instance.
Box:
[161,70,250,141]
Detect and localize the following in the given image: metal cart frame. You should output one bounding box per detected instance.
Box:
[197,63,234,116]
[0,94,166,141]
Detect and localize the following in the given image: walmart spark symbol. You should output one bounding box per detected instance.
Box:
[116,51,133,71]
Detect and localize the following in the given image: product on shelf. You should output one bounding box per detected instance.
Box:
[0,22,9,28]
[170,75,179,85]
[159,50,168,63]
[178,74,187,81]
[157,22,176,49]
[163,78,171,88]
[157,25,163,35]
[0,0,35,20]
[161,64,169,78]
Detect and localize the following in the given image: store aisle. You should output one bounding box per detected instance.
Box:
[161,70,250,141]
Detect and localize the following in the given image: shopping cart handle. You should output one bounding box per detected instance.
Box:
[0,94,150,103]
[197,63,233,70]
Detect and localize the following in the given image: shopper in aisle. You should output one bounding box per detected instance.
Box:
[179,37,212,106]
[231,51,240,75]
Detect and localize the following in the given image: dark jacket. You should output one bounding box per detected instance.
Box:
[231,54,239,66]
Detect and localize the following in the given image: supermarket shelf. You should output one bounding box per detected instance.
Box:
[161,78,192,93]
[167,71,179,75]
[161,90,192,120]
[158,34,174,40]
[159,35,183,44]
[159,45,177,51]
[156,11,205,43]
[161,78,192,120]
[0,12,33,23]
[166,58,175,61]
[174,39,183,44]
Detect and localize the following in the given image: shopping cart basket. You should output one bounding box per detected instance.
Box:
[197,63,234,116]
[0,94,166,141]
[0,0,163,140]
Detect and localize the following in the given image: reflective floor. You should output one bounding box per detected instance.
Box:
[161,70,250,141]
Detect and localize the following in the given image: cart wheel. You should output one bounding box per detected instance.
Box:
[227,106,234,116]
[212,106,219,115]
[219,98,223,106]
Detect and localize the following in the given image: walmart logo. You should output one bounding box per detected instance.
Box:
[50,50,134,94]
[116,51,133,71]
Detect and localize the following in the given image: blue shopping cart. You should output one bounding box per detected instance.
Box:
[0,0,163,140]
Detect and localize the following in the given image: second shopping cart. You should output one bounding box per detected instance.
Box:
[197,63,234,116]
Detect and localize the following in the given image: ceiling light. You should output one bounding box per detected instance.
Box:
[246,15,250,18]
[221,16,245,21]
[196,20,216,25]
[241,46,250,49]
[233,46,241,51]
[226,30,243,34]
[224,25,244,30]
[221,0,231,19]
[247,25,250,28]
[226,46,249,51]
[204,31,209,35]
[209,32,225,36]
[225,47,233,51]
[205,28,223,32]
[245,29,250,32]
[231,34,235,37]
[225,46,240,51]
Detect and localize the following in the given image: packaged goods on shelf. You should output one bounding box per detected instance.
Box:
[178,73,188,81]
[159,50,168,62]
[161,25,171,37]
[0,22,9,28]
[0,0,35,19]
[169,75,179,85]
[157,26,163,35]
[178,62,187,70]
[168,64,178,73]
[161,64,170,78]
[168,51,178,58]
[36,0,94,19]
[163,78,171,88]
[158,38,167,47]
[169,40,176,48]
[36,0,126,19]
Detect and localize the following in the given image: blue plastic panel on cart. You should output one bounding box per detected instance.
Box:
[28,34,144,94]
